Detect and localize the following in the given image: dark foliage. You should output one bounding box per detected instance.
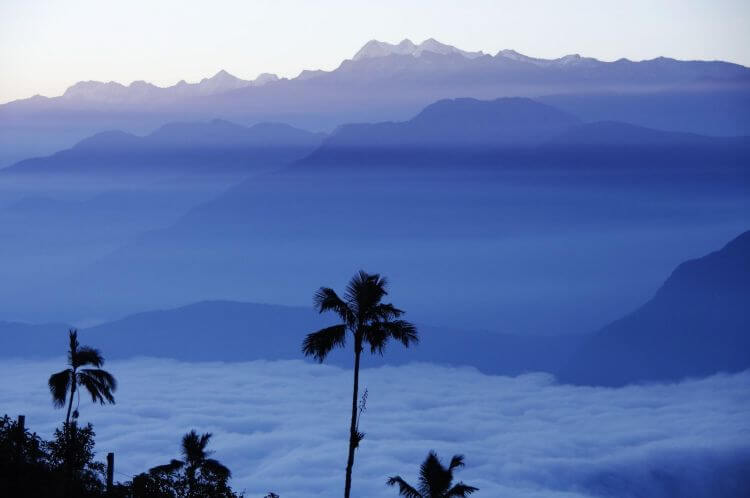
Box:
[0,415,53,496]
[130,430,240,498]
[0,415,107,497]
[1,416,243,498]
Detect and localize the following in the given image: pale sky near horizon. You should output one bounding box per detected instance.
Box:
[1,0,749,104]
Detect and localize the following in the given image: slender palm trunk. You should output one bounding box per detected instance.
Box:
[64,370,77,498]
[65,370,76,425]
[344,337,362,498]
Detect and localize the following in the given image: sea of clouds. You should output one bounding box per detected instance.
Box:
[1,358,749,497]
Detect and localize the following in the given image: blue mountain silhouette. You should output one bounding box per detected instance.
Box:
[559,230,750,386]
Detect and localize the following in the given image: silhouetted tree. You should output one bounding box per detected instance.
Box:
[47,422,107,496]
[135,430,236,498]
[180,431,231,496]
[302,270,418,498]
[0,414,108,497]
[0,415,51,495]
[387,451,478,497]
[132,460,185,498]
[48,329,117,425]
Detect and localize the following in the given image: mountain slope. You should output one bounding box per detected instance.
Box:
[558,230,750,386]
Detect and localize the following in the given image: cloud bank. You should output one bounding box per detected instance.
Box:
[1,358,748,497]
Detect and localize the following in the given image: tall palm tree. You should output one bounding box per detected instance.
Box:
[302,270,418,498]
[48,329,117,425]
[387,451,479,497]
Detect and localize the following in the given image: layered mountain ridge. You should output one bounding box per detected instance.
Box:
[3,119,324,177]
[3,37,749,168]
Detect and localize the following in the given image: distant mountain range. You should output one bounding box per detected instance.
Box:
[2,231,747,385]
[10,38,748,110]
[559,230,750,386]
[2,119,324,178]
[299,97,750,170]
[2,38,749,167]
[53,69,280,106]
[310,97,581,150]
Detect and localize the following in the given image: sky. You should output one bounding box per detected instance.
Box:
[1,0,750,104]
[2,358,749,497]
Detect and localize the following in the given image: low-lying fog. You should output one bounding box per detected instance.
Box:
[2,358,748,497]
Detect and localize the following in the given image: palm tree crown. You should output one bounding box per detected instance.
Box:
[302,270,418,361]
[387,451,479,498]
[48,329,117,424]
[180,430,231,482]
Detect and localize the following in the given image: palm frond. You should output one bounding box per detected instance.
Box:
[78,368,117,404]
[313,287,353,323]
[364,326,388,355]
[382,319,418,347]
[301,324,347,362]
[198,432,212,452]
[76,373,104,404]
[48,369,72,407]
[386,476,422,498]
[371,302,404,321]
[364,319,419,355]
[72,346,104,368]
[446,482,479,497]
[448,454,466,472]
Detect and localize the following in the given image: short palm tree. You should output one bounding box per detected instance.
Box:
[181,431,230,494]
[387,451,479,497]
[150,430,231,497]
[48,329,117,425]
[302,270,418,498]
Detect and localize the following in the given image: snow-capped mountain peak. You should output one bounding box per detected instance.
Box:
[496,49,602,68]
[352,38,484,61]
